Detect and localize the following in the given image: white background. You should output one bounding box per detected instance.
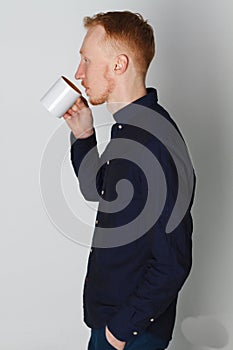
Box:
[0,0,233,349]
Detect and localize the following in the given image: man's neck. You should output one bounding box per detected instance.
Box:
[107,84,147,115]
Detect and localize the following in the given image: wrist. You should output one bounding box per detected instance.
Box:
[73,128,94,139]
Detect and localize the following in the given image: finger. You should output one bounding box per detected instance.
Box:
[70,109,79,117]
[74,95,89,109]
[71,104,79,112]
[67,107,78,116]
[63,112,72,120]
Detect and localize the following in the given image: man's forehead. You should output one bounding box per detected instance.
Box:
[79,25,108,55]
[83,25,106,45]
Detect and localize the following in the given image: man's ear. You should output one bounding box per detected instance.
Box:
[113,54,128,74]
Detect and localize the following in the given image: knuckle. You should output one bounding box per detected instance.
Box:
[72,105,78,112]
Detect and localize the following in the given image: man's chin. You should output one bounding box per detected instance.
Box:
[89,96,107,106]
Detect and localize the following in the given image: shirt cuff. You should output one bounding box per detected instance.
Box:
[70,130,96,147]
[107,304,155,342]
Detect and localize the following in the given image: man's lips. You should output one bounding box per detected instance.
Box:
[81,82,90,94]
[81,81,88,89]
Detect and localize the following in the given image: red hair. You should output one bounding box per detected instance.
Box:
[83,11,155,75]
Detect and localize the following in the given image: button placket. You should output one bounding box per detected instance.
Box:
[99,157,109,200]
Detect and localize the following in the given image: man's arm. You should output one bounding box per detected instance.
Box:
[70,129,103,201]
[107,215,193,341]
[64,97,102,201]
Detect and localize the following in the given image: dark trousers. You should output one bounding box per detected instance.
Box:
[87,327,169,350]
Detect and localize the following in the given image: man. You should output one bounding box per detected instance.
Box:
[64,11,196,350]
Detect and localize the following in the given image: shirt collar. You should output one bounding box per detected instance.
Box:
[113,88,158,124]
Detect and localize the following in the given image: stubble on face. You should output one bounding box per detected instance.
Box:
[88,66,116,106]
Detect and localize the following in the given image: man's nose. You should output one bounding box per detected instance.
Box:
[75,63,85,80]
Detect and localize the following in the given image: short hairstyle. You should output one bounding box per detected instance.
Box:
[83,11,155,75]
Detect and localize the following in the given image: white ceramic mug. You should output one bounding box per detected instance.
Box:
[40,76,81,118]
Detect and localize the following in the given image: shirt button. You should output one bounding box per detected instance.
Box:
[133,331,138,336]
[95,219,99,225]
[150,318,155,322]
[106,160,110,165]
[101,190,105,195]
[118,124,123,129]
[90,248,93,253]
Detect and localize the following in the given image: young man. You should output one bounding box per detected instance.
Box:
[64,11,196,350]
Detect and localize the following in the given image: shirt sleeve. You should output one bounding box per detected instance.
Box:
[70,130,103,201]
[107,215,193,341]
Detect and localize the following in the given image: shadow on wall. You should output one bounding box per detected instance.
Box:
[181,315,230,349]
[156,2,233,350]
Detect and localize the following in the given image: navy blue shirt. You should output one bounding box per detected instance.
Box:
[70,88,196,342]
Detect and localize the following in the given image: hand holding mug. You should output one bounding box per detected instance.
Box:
[40,76,94,139]
[63,96,94,139]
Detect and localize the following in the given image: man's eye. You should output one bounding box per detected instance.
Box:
[83,57,89,63]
